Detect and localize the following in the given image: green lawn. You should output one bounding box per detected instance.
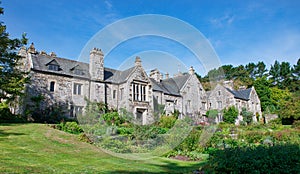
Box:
[0,123,204,173]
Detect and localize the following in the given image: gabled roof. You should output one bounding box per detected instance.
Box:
[104,66,136,84]
[225,87,252,100]
[150,74,190,96]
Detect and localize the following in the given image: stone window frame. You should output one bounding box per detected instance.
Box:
[132,82,147,102]
[48,79,57,92]
[120,88,124,100]
[113,90,116,99]
[217,101,222,109]
[73,83,83,95]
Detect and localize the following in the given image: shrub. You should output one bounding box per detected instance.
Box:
[202,144,300,173]
[292,120,300,129]
[59,121,83,134]
[241,107,253,125]
[206,109,218,119]
[132,125,168,140]
[159,115,177,128]
[117,127,134,135]
[223,106,238,124]
[101,112,124,126]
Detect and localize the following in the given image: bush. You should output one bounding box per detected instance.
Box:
[117,127,134,135]
[202,144,300,173]
[241,107,253,125]
[292,120,300,129]
[59,121,83,134]
[159,115,177,128]
[101,112,124,126]
[223,106,238,124]
[132,125,168,140]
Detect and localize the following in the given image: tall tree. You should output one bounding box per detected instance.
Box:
[279,61,292,88]
[269,60,281,85]
[0,6,28,107]
[245,62,256,79]
[255,61,267,78]
[253,77,272,112]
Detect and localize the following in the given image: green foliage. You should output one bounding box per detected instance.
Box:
[0,14,28,101]
[205,109,218,119]
[102,111,124,126]
[117,127,134,135]
[270,87,291,112]
[241,107,253,125]
[202,144,300,174]
[253,76,273,112]
[132,125,168,140]
[58,121,83,134]
[159,115,177,128]
[279,94,300,121]
[0,102,25,123]
[223,106,238,124]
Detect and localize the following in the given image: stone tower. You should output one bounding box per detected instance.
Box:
[89,48,104,81]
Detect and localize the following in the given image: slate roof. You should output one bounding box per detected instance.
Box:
[225,87,252,100]
[30,54,135,83]
[31,54,91,78]
[150,74,190,96]
[104,66,136,83]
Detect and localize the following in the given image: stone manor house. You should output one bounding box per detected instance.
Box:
[19,44,262,124]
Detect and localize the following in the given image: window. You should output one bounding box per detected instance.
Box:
[202,102,206,110]
[73,83,82,95]
[132,83,147,101]
[120,88,124,100]
[49,81,55,92]
[71,105,83,118]
[48,64,59,71]
[74,69,83,75]
[113,90,116,99]
[217,101,222,109]
[218,91,221,96]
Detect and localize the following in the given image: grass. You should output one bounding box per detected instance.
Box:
[0,123,204,173]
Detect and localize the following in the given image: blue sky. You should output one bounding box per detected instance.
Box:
[2,0,300,76]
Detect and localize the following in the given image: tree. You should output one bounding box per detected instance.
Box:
[269,87,291,112]
[253,77,272,112]
[279,94,300,122]
[269,60,281,85]
[223,106,239,124]
[241,107,253,125]
[279,61,292,88]
[0,6,28,107]
[255,61,267,78]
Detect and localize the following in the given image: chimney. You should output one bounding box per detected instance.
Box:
[28,43,37,54]
[189,66,195,75]
[50,52,57,57]
[223,80,233,90]
[239,86,246,90]
[165,72,169,79]
[149,69,162,82]
[89,47,104,81]
[135,56,142,67]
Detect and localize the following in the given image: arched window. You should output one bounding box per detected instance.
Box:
[50,81,55,92]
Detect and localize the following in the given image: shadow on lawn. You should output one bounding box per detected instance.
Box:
[110,159,204,174]
[0,127,26,140]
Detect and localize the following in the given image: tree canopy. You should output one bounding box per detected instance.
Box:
[0,6,28,112]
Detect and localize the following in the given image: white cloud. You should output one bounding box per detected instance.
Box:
[210,14,235,28]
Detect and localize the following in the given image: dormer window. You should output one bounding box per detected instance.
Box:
[74,69,84,75]
[48,64,59,71]
[71,65,84,75]
[46,59,60,71]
